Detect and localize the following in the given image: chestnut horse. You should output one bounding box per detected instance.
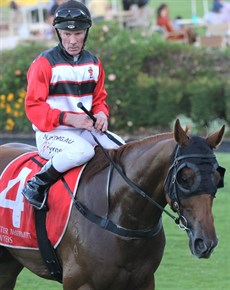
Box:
[0,120,225,290]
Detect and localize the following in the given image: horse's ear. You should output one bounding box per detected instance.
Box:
[206,125,225,149]
[174,119,190,146]
[185,124,190,135]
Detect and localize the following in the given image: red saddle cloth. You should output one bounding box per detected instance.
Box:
[0,152,85,249]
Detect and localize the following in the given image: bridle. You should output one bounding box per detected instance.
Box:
[64,134,225,239]
[164,144,226,230]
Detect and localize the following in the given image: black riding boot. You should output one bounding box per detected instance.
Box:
[22,160,62,210]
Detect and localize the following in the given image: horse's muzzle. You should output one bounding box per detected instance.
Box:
[189,232,218,258]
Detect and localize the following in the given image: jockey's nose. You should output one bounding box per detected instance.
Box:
[69,35,77,44]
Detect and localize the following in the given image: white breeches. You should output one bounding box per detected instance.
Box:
[35,128,124,172]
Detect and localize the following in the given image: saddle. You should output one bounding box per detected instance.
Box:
[0,151,85,282]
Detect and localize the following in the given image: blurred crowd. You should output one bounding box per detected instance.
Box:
[3,0,230,47]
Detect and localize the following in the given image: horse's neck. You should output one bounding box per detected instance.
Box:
[122,135,174,184]
[110,135,175,229]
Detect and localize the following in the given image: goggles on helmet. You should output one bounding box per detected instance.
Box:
[54,8,91,24]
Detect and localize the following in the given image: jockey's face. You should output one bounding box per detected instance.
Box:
[59,29,86,56]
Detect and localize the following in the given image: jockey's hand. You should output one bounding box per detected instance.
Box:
[94,111,108,132]
[64,113,94,131]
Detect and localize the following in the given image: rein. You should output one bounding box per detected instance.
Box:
[62,174,163,239]
[76,103,225,237]
[73,103,192,236]
[88,133,184,227]
[62,134,189,239]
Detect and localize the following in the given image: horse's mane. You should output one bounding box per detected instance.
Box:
[83,132,174,181]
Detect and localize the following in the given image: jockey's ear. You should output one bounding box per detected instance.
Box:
[174,119,190,146]
[206,125,225,149]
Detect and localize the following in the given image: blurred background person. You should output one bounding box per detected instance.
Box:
[122,0,149,11]
[156,3,196,44]
[45,0,67,39]
[9,0,19,10]
[9,1,21,33]
[204,0,230,25]
[215,0,230,22]
[204,0,230,24]
[48,0,67,24]
[88,0,112,22]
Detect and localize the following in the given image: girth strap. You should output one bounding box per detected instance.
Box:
[34,209,63,283]
[31,156,63,282]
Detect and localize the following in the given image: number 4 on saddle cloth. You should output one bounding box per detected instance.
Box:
[0,152,85,250]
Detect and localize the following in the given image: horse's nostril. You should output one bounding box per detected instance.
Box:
[193,238,218,258]
[194,238,207,253]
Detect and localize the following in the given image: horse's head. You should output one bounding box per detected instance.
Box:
[164,120,226,258]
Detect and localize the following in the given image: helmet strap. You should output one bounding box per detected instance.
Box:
[83,28,89,47]
[55,28,62,43]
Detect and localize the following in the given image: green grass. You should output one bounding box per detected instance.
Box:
[15,152,230,289]
[15,270,62,290]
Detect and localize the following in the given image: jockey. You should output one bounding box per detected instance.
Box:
[22,0,124,210]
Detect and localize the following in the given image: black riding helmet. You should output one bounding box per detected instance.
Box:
[53,0,92,44]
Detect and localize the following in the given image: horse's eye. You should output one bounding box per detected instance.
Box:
[177,173,189,188]
[181,174,187,182]
[177,168,194,190]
